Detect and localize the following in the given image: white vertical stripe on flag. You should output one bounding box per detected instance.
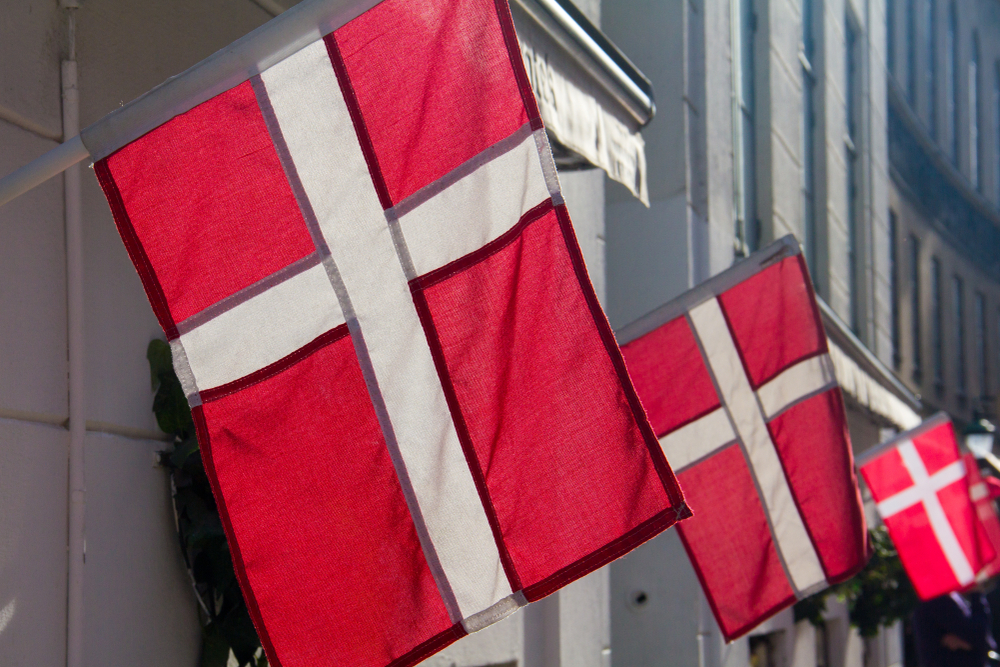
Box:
[756,354,837,418]
[178,262,344,391]
[260,41,511,619]
[688,298,827,594]
[396,129,550,278]
[876,443,974,584]
[658,407,736,471]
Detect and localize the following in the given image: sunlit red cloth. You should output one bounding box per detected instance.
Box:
[619,237,868,640]
[858,416,995,600]
[92,0,689,664]
[964,454,1000,580]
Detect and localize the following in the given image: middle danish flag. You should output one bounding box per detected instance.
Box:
[619,236,869,640]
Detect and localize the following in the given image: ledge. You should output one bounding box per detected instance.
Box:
[818,297,923,430]
[511,0,654,126]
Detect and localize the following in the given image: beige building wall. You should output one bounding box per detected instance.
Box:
[886,0,1000,422]
[604,0,906,664]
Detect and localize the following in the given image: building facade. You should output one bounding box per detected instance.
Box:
[885,0,1000,425]
[2,0,996,665]
[600,0,923,663]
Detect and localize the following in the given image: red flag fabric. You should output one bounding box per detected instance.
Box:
[963,454,1000,580]
[618,236,869,641]
[858,416,995,600]
[92,1,689,665]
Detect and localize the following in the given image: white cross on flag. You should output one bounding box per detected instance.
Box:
[858,416,995,600]
[618,236,869,640]
[964,453,1000,580]
[90,0,690,665]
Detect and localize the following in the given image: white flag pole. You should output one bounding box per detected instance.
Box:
[981,450,1000,476]
[0,0,379,209]
[0,135,88,207]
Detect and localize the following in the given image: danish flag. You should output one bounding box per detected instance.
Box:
[964,453,1000,579]
[619,236,868,640]
[858,415,995,600]
[92,0,688,665]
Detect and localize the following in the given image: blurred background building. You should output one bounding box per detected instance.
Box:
[2,0,1000,665]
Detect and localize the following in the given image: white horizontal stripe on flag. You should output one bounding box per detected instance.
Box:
[259,40,511,620]
[178,262,343,392]
[658,407,736,471]
[877,443,973,584]
[757,354,836,419]
[689,298,827,594]
[971,482,990,502]
[396,128,551,278]
[875,455,965,516]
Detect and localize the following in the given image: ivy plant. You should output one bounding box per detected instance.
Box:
[148,339,268,667]
[793,526,921,637]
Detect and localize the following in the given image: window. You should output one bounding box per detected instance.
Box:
[734,0,758,256]
[997,307,1000,399]
[891,212,901,369]
[908,0,918,101]
[971,33,981,188]
[815,622,829,667]
[887,0,896,75]
[946,1,958,161]
[911,235,923,381]
[976,292,987,398]
[803,0,818,276]
[750,632,784,667]
[995,62,1000,200]
[954,275,966,398]
[846,19,862,332]
[925,0,937,137]
[932,256,943,392]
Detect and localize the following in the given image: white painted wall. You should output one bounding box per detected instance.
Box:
[0,422,69,667]
[0,0,284,664]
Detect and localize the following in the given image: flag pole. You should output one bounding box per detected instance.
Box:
[982,451,1000,477]
[0,135,89,208]
[0,0,379,210]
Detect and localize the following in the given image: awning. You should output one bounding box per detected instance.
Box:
[819,299,923,431]
[511,0,652,204]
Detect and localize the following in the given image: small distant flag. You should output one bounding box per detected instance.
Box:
[858,415,996,600]
[964,453,1000,580]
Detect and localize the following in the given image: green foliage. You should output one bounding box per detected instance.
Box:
[148,340,268,667]
[793,526,921,637]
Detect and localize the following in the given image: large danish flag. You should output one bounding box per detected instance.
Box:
[858,416,995,600]
[619,236,869,640]
[93,1,688,665]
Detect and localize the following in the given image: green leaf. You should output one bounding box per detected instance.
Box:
[170,434,201,468]
[199,624,231,667]
[153,378,191,435]
[147,339,173,390]
[219,605,261,666]
[792,591,827,627]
